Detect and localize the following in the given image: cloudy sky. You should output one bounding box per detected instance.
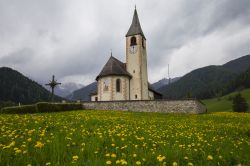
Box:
[0,0,250,86]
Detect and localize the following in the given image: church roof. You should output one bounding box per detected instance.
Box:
[126,8,146,39]
[96,56,132,80]
[148,83,163,97]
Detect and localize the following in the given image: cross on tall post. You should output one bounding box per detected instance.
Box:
[45,75,61,102]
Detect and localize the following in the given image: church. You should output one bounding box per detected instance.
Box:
[90,8,162,101]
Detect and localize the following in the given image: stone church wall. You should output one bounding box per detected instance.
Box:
[82,100,207,114]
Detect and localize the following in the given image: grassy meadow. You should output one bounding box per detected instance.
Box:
[0,110,249,165]
[203,88,250,112]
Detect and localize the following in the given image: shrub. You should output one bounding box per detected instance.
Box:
[0,101,16,110]
[36,102,83,113]
[0,102,83,114]
[0,105,37,114]
[232,93,249,112]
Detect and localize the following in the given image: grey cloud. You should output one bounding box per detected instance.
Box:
[147,0,250,70]
[0,48,34,64]
[0,0,250,85]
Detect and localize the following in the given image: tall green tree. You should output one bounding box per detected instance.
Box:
[232,93,249,112]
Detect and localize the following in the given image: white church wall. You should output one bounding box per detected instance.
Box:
[149,90,154,100]
[91,94,98,101]
[98,77,112,101]
[97,76,130,101]
[111,76,130,101]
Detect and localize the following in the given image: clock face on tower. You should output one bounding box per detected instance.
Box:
[129,45,138,54]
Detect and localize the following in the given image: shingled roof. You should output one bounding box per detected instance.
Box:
[96,56,132,80]
[126,8,146,39]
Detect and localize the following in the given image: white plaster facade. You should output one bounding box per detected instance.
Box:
[97,76,130,101]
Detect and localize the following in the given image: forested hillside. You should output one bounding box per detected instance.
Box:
[0,67,62,104]
[158,55,250,99]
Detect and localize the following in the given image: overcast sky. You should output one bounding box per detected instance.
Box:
[0,0,250,85]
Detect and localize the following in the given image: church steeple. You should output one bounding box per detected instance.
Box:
[126,8,145,39]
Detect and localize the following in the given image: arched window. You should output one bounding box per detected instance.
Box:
[116,79,121,92]
[130,36,137,46]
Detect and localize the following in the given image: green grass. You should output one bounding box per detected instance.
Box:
[203,88,250,112]
[0,110,249,165]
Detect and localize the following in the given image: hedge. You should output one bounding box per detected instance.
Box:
[0,105,37,114]
[36,102,83,113]
[0,102,83,114]
[0,101,16,110]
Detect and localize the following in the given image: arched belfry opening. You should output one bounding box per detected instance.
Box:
[130,36,137,46]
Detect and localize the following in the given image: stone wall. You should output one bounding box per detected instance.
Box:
[82,100,207,114]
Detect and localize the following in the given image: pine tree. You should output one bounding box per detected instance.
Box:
[232,93,249,112]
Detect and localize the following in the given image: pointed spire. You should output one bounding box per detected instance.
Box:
[126,8,146,39]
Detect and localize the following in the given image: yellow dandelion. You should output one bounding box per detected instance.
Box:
[157,155,166,162]
[106,160,112,165]
[120,159,128,165]
[188,162,194,166]
[184,156,189,160]
[34,141,44,148]
[105,153,110,157]
[207,155,213,160]
[133,153,137,157]
[136,161,141,165]
[111,153,116,158]
[9,141,15,147]
[111,143,115,147]
[173,161,178,166]
[15,149,22,154]
[72,155,79,160]
[45,162,51,166]
[116,160,120,164]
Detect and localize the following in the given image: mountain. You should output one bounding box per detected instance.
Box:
[151,77,180,90]
[53,82,84,97]
[158,55,250,99]
[222,55,250,73]
[0,67,62,104]
[230,67,250,90]
[67,82,97,101]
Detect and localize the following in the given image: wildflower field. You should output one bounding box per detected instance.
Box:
[0,110,249,165]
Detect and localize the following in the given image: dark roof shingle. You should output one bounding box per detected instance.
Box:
[96,56,132,80]
[126,9,145,39]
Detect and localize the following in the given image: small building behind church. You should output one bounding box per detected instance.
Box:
[90,8,162,101]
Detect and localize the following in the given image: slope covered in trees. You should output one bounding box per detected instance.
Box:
[158,55,250,99]
[0,67,62,104]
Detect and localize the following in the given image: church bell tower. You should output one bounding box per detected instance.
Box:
[126,8,149,100]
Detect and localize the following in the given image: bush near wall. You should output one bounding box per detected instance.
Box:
[0,102,83,114]
[0,100,16,110]
[36,102,83,113]
[0,105,37,114]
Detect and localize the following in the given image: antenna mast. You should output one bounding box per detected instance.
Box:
[168,64,171,85]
